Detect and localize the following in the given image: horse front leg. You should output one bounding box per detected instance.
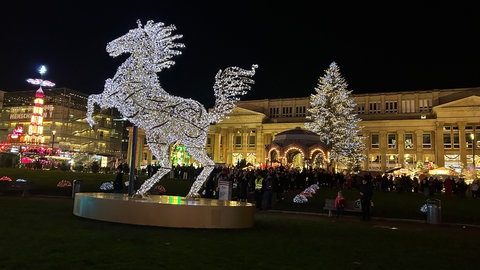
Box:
[135,142,171,198]
[187,148,215,198]
[135,167,171,197]
[187,165,214,198]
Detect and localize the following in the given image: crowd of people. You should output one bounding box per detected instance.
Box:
[140,164,478,215]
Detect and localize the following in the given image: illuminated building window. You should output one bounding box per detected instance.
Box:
[388,134,396,149]
[405,133,414,149]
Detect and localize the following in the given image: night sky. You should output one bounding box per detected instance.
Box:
[1,1,479,108]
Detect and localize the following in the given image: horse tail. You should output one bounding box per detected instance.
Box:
[208,64,257,124]
[86,94,102,127]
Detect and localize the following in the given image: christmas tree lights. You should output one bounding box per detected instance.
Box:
[305,62,366,171]
[86,20,257,198]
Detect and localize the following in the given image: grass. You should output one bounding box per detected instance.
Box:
[1,169,480,269]
[1,196,479,270]
[1,167,480,224]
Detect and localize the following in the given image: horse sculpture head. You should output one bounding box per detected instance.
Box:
[106,20,184,73]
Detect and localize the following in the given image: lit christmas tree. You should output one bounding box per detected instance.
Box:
[305,62,366,172]
[24,65,55,145]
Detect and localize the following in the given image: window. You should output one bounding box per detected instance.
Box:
[443,125,459,149]
[401,100,415,113]
[356,103,366,114]
[405,133,414,149]
[371,134,379,149]
[295,106,306,117]
[443,133,452,149]
[467,133,475,149]
[206,136,211,147]
[423,133,431,149]
[388,134,396,149]
[368,155,381,170]
[453,133,459,149]
[269,107,279,118]
[282,107,292,117]
[234,134,242,148]
[419,99,432,112]
[248,130,256,148]
[385,101,397,113]
[369,102,381,114]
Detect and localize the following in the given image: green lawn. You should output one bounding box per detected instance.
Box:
[1,167,480,224]
[0,196,479,270]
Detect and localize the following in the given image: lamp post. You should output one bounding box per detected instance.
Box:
[471,133,476,174]
[51,130,56,155]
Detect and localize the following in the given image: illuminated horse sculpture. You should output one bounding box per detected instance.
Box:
[86,20,257,198]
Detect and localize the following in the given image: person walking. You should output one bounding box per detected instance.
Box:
[358,177,373,220]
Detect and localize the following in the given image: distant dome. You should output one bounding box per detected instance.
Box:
[273,127,322,146]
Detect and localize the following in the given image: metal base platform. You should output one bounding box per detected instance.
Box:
[73,192,255,229]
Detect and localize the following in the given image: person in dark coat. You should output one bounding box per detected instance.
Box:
[358,176,374,220]
[113,166,124,193]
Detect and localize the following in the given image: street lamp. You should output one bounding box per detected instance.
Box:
[51,130,56,155]
[471,133,476,173]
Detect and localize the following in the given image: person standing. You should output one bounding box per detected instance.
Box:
[358,177,373,220]
[254,172,264,210]
[334,191,346,218]
[264,172,274,210]
[113,165,124,194]
[237,171,249,202]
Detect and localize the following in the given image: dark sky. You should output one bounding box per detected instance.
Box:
[1,1,479,108]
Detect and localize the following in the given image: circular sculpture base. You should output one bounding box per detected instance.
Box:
[73,192,255,229]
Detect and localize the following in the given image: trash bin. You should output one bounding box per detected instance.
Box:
[72,180,82,198]
[426,199,441,224]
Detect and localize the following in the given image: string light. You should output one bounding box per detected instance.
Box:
[86,20,257,198]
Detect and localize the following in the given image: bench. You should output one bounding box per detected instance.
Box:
[0,181,29,197]
[323,198,362,216]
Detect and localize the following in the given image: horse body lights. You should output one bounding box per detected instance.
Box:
[86,20,257,198]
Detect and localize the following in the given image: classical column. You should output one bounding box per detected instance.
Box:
[397,131,405,167]
[379,130,387,172]
[435,121,445,166]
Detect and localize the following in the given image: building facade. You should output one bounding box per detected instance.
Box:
[128,87,479,176]
[0,88,126,168]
